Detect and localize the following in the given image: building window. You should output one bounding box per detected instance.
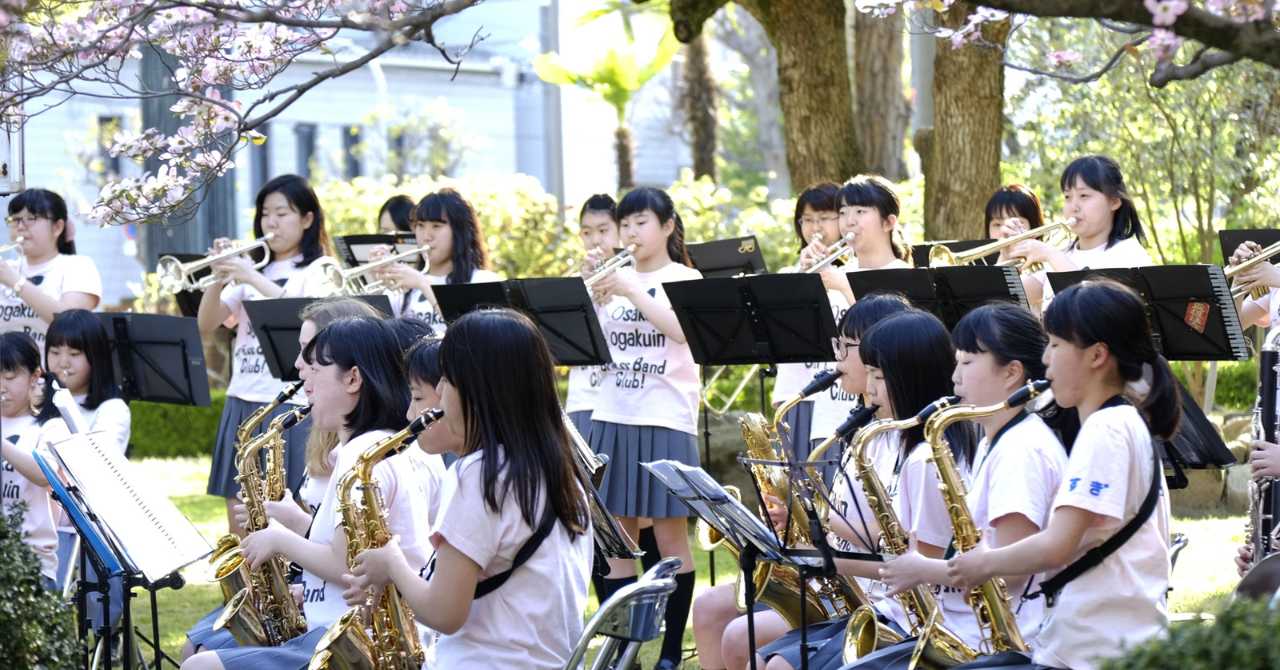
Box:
[251,122,271,193]
[294,123,317,179]
[343,125,362,180]
[96,115,123,185]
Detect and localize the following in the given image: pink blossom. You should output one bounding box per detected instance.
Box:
[1148,28,1184,60]
[1048,50,1083,69]
[1144,0,1188,26]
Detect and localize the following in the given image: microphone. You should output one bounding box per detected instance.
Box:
[800,369,842,398]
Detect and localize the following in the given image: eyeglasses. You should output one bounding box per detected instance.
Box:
[832,337,858,361]
[5,216,46,230]
[801,214,839,227]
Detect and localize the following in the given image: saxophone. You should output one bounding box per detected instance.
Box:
[213,406,312,646]
[1246,329,1280,569]
[309,408,444,670]
[842,397,978,668]
[209,380,306,576]
[918,381,1051,658]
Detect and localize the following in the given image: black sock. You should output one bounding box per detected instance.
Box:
[659,570,696,664]
[597,575,638,606]
[639,526,661,572]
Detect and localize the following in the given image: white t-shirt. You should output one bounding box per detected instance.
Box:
[394,269,503,337]
[564,364,610,415]
[805,291,861,443]
[591,262,703,434]
[943,412,1067,651]
[829,429,897,597]
[1243,287,1280,339]
[221,255,337,404]
[1037,236,1152,308]
[38,396,131,456]
[1,413,58,579]
[1032,402,1170,670]
[0,254,102,351]
[430,448,593,670]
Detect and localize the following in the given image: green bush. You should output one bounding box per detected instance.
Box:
[128,391,226,458]
[1172,360,1257,413]
[0,505,78,668]
[1102,597,1280,669]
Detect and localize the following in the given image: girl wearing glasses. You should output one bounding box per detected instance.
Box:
[0,189,102,350]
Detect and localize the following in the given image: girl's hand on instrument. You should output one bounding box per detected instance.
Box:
[997,218,1030,238]
[763,493,789,533]
[1236,544,1253,578]
[798,238,831,272]
[211,253,258,285]
[879,534,926,596]
[817,265,846,292]
[582,247,608,277]
[1231,241,1263,266]
[1249,440,1280,479]
[290,583,305,607]
[946,542,993,590]
[1008,240,1051,266]
[608,267,643,300]
[265,491,311,533]
[0,261,21,289]
[1234,260,1280,294]
[377,260,423,292]
[346,535,409,604]
[240,521,288,570]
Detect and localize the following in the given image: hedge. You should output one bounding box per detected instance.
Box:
[128,390,226,459]
[1103,597,1280,669]
[0,506,79,668]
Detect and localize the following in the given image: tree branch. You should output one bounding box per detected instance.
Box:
[1004,34,1148,84]
[1151,48,1243,87]
[665,0,731,43]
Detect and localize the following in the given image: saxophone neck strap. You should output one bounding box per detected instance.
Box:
[474,504,558,599]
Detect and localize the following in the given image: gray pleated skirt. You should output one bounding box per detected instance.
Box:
[215,625,327,669]
[778,400,815,460]
[766,613,909,670]
[589,420,698,518]
[207,396,312,498]
[186,605,235,652]
[568,410,594,442]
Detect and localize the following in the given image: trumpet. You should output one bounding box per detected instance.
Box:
[318,245,429,296]
[802,232,856,274]
[1,236,24,259]
[156,234,275,293]
[583,244,637,289]
[1226,240,1280,301]
[928,220,1073,273]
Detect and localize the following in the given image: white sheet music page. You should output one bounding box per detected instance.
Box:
[50,431,211,582]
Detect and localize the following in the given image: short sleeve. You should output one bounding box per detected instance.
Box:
[432,462,503,572]
[91,399,132,455]
[982,447,1056,530]
[896,445,952,549]
[1244,289,1276,328]
[62,256,103,298]
[1054,420,1132,521]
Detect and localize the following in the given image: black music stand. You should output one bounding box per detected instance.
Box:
[911,238,999,268]
[244,295,393,381]
[1048,265,1244,470]
[96,313,212,407]
[156,252,206,318]
[1218,229,1280,265]
[846,265,1030,330]
[333,233,420,268]
[687,236,769,278]
[433,278,613,367]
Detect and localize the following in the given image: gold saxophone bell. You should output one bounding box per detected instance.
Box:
[928,220,1072,273]
[1226,240,1280,301]
[214,587,271,648]
[308,609,377,670]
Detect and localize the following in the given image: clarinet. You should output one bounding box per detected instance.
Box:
[1246,329,1280,568]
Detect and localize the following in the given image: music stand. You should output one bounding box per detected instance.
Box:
[333,233,421,268]
[244,295,393,381]
[687,236,768,278]
[846,266,1030,330]
[911,239,999,268]
[1047,265,1244,470]
[97,312,212,407]
[433,279,613,367]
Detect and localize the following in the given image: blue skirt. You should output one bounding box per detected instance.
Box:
[588,421,698,518]
[216,626,327,669]
[568,410,594,442]
[186,605,236,652]
[766,614,910,670]
[208,396,312,498]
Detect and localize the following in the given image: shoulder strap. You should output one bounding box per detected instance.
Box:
[474,504,558,599]
[1028,444,1161,607]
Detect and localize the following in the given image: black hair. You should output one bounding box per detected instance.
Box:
[405,338,444,387]
[793,182,840,253]
[983,185,1045,235]
[860,310,976,464]
[303,316,409,437]
[7,188,75,254]
[578,194,618,225]
[378,194,415,233]
[387,317,434,353]
[253,174,330,267]
[1043,280,1180,440]
[439,308,590,536]
[838,292,913,341]
[36,309,121,424]
[1059,155,1145,248]
[952,303,1047,381]
[413,188,489,285]
[0,332,40,374]
[838,175,910,264]
[616,187,691,266]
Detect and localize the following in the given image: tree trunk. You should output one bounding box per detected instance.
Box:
[743,0,862,189]
[615,125,635,192]
[851,10,911,180]
[711,9,790,196]
[683,34,718,181]
[924,3,1008,241]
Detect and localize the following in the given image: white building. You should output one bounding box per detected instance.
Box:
[1,0,690,307]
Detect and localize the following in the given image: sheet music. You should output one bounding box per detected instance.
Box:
[49,431,211,582]
[643,460,789,562]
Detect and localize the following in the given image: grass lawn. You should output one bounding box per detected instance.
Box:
[122,457,1241,669]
